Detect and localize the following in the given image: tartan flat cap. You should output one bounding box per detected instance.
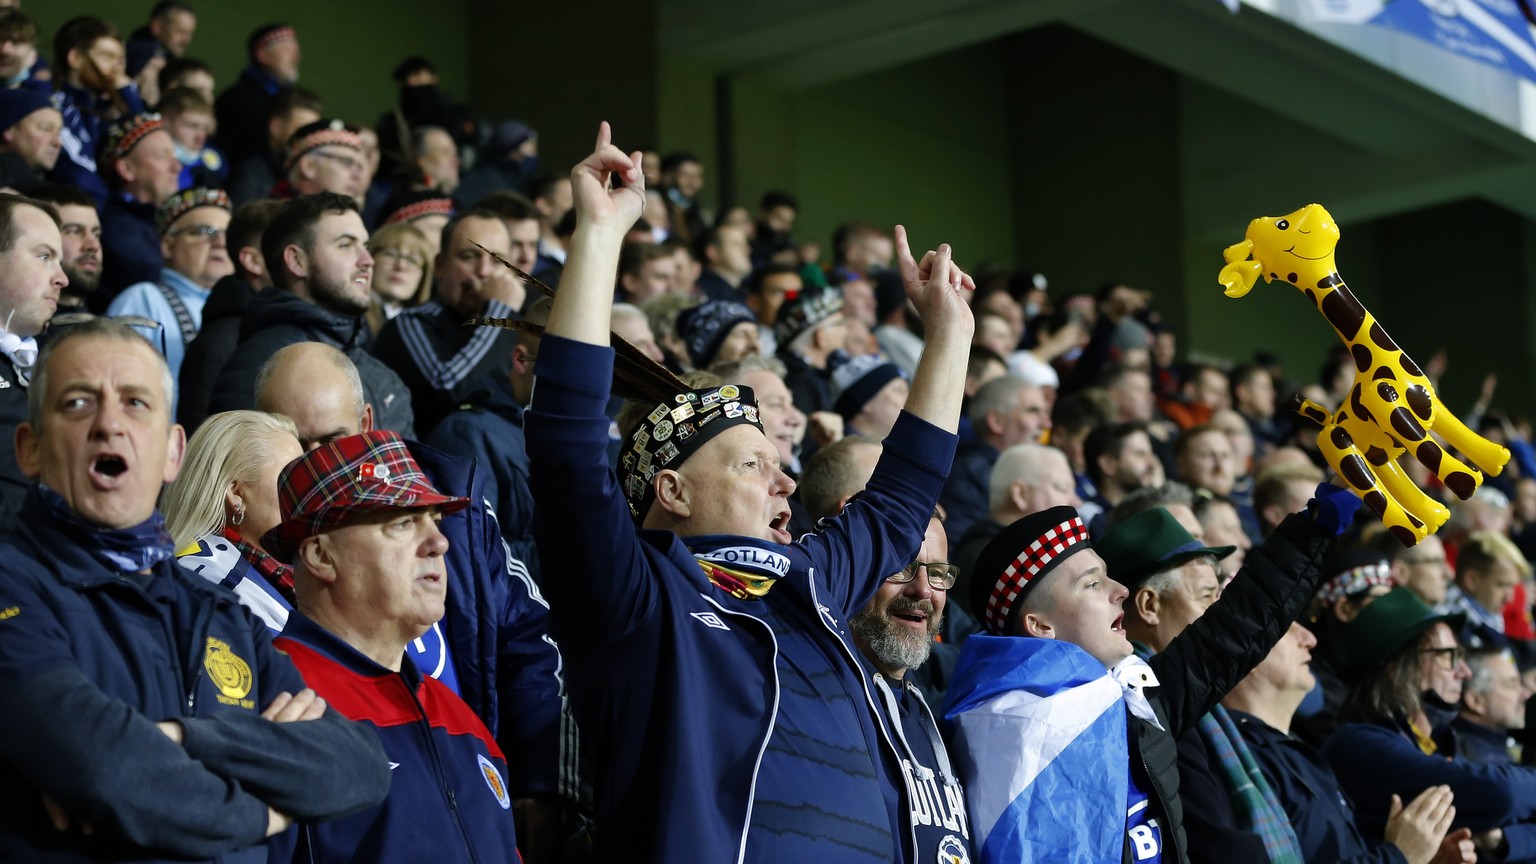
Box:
[263,430,469,561]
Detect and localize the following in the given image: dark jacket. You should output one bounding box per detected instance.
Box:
[372,299,516,437]
[781,350,833,417]
[49,82,145,211]
[208,289,416,437]
[1452,716,1518,767]
[1125,513,1333,864]
[525,335,956,864]
[276,613,521,863]
[100,195,162,304]
[178,276,261,433]
[215,67,284,167]
[1322,715,1536,859]
[0,490,390,862]
[424,376,539,582]
[938,439,999,544]
[1230,709,1408,864]
[1174,724,1272,864]
[0,353,28,527]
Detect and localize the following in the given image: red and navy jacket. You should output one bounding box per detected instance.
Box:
[274,612,522,864]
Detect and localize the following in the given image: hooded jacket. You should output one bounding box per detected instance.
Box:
[207,288,415,436]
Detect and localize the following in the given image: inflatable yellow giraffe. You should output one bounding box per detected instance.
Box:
[1217,203,1508,546]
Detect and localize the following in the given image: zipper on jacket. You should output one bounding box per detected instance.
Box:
[406,675,481,864]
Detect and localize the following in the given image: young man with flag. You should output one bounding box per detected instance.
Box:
[946,485,1358,863]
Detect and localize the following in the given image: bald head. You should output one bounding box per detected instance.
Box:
[255,342,372,450]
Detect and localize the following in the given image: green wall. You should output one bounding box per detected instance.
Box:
[34,1,471,135]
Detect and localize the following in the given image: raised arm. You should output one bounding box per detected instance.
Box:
[893,226,975,433]
[544,121,646,345]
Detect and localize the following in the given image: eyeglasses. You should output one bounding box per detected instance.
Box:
[309,149,364,173]
[46,313,169,360]
[171,224,227,243]
[889,561,958,590]
[1420,645,1468,670]
[373,247,426,267]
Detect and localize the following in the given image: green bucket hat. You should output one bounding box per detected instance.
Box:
[1096,507,1235,592]
[1340,586,1466,674]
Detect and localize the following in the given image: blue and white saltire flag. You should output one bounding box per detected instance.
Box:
[944,635,1136,864]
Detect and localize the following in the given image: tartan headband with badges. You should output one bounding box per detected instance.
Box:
[620,384,763,518]
[1314,561,1395,608]
[253,25,297,53]
[970,506,1092,635]
[286,119,362,170]
[101,113,164,166]
[156,187,231,235]
[774,287,843,347]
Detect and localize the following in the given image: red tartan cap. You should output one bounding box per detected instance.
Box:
[970,506,1092,635]
[263,430,469,562]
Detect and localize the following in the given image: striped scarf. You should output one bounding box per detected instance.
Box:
[1197,705,1303,864]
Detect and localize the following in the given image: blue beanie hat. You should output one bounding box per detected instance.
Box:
[0,89,52,134]
[677,300,758,368]
[830,353,906,420]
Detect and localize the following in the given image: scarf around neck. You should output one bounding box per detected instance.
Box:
[34,484,175,574]
[220,524,296,598]
[685,535,792,601]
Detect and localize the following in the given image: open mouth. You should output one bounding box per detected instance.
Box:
[89,454,128,488]
[1111,612,1126,635]
[1284,245,1329,261]
[768,512,792,543]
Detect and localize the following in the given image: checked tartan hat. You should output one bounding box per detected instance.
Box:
[970,505,1093,635]
[263,430,469,561]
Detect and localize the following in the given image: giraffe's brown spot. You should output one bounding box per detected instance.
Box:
[1417,439,1443,474]
[1305,288,1316,305]
[1270,273,1278,281]
[1446,471,1477,500]
[1287,272,1298,283]
[1406,385,1433,422]
[1322,287,1366,340]
[1364,489,1388,513]
[1342,455,1375,491]
[1351,343,1373,373]
[1390,407,1426,441]
[1401,353,1423,377]
[1365,446,1390,465]
[1408,513,1423,529]
[1377,382,1400,403]
[1304,407,1328,424]
[1318,273,1345,290]
[1373,366,1395,380]
[1351,385,1374,424]
[1329,426,1353,450]
[1390,525,1418,547]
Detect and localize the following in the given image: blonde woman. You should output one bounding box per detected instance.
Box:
[365,222,435,334]
[162,410,303,632]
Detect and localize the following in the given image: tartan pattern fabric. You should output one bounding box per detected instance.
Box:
[1197,706,1304,864]
[384,197,454,225]
[156,187,231,235]
[253,25,296,52]
[1314,562,1394,607]
[263,430,470,560]
[984,516,1088,634]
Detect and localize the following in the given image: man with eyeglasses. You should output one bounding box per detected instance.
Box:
[849,512,974,864]
[1377,531,1455,607]
[105,187,231,379]
[274,119,366,206]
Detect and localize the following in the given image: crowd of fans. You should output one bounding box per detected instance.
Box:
[4,2,1536,863]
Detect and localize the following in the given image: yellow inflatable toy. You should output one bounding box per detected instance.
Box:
[1217,203,1509,546]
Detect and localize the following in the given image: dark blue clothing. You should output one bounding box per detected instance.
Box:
[1453,716,1518,767]
[525,335,956,864]
[782,350,833,417]
[215,66,285,167]
[100,195,163,303]
[696,269,743,302]
[275,613,520,864]
[938,439,999,544]
[1230,710,1406,864]
[424,376,539,582]
[866,669,972,864]
[1323,716,1536,854]
[49,83,145,210]
[0,489,389,862]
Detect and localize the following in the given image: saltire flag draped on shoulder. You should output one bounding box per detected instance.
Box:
[944,635,1136,864]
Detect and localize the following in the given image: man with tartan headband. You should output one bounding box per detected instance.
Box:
[524,122,975,864]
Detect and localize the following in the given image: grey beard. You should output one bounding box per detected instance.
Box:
[850,606,939,672]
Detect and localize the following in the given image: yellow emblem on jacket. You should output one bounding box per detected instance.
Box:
[205,637,255,707]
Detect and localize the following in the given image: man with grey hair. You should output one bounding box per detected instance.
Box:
[255,340,578,855]
[1454,648,1530,766]
[0,317,390,860]
[941,375,1050,542]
